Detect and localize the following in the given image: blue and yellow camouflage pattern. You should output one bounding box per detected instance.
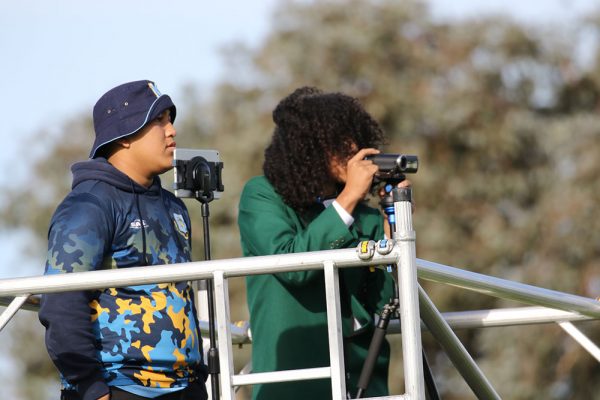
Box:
[39,159,205,397]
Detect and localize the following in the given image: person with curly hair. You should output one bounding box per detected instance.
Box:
[238,86,411,399]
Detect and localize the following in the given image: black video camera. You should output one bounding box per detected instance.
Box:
[173,148,224,202]
[366,154,419,224]
[365,154,419,186]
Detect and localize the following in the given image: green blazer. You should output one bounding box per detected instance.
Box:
[238,176,394,400]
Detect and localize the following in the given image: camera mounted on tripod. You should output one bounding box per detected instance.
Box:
[173,148,224,202]
[365,153,419,187]
[365,153,419,227]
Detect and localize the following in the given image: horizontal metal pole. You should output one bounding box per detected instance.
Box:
[2,253,599,320]
[222,306,597,344]
[0,248,398,297]
[231,366,330,386]
[198,319,250,346]
[386,306,595,333]
[438,306,593,328]
[0,294,253,344]
[5,297,592,341]
[416,258,600,318]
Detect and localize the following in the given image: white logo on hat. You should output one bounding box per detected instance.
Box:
[147,82,162,98]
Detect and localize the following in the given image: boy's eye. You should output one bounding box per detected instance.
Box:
[155,111,171,123]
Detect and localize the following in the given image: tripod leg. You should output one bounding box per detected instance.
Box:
[422,350,440,400]
[355,325,388,398]
[354,308,440,399]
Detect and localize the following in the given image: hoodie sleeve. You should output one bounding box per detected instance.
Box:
[39,192,113,399]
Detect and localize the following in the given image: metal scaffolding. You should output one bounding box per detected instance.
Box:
[1,192,599,399]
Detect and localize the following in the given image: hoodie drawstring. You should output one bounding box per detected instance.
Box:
[130,179,149,266]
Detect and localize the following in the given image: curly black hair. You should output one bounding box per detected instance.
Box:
[263,86,386,213]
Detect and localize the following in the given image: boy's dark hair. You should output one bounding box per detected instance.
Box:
[263,86,385,213]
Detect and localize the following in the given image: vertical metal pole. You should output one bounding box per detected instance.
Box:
[195,281,210,323]
[214,271,235,400]
[324,261,347,399]
[393,187,425,399]
[193,281,212,399]
[418,285,501,399]
[194,279,211,399]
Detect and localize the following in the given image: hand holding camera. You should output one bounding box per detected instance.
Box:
[336,150,419,215]
[335,148,381,213]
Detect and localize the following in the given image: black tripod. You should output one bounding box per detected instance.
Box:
[174,152,224,400]
[196,190,220,400]
[353,184,440,400]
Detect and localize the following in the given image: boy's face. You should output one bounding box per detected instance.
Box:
[126,109,176,176]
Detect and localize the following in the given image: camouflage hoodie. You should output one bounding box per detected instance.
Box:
[39,158,206,400]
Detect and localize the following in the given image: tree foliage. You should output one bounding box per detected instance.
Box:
[2,1,600,398]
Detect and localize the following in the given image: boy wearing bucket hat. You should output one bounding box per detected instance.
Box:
[39,80,208,400]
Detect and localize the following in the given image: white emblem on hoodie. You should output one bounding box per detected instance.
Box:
[173,213,189,239]
[130,219,149,229]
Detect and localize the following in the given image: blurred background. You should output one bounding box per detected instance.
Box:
[1,0,600,398]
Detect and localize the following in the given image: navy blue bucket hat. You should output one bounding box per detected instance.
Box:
[90,80,176,158]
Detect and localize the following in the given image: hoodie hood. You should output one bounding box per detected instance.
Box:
[71,157,165,267]
[71,158,162,194]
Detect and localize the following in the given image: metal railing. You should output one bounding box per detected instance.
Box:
[1,192,599,399]
[2,253,600,398]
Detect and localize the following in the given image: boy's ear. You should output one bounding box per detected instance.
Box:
[116,138,131,149]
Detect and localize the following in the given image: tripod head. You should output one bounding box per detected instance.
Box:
[379,184,397,231]
[365,153,418,231]
[173,148,224,203]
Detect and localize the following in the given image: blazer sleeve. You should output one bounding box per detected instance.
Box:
[38,192,112,400]
[238,177,359,286]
